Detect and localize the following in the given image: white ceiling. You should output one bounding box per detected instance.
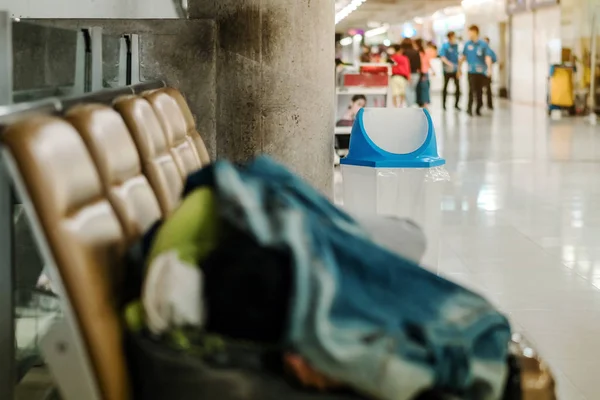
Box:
[335,0,462,32]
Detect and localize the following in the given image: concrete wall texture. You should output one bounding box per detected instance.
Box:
[13,23,77,91]
[201,0,335,193]
[16,0,335,193]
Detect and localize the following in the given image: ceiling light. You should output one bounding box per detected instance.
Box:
[365,24,389,38]
[403,25,417,38]
[383,39,391,46]
[340,36,353,46]
[336,0,368,25]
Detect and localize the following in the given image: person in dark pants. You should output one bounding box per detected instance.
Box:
[439,31,461,111]
[483,37,498,110]
[400,38,422,107]
[459,25,492,116]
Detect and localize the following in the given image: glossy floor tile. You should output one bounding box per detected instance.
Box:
[336,100,600,399]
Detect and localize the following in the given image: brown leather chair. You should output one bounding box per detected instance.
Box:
[65,104,162,242]
[160,87,211,165]
[113,96,184,216]
[143,90,202,177]
[1,116,131,400]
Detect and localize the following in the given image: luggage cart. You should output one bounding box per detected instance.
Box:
[335,63,391,165]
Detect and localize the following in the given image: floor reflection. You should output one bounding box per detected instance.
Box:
[335,99,600,400]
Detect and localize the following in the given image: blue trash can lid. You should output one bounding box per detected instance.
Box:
[341,108,445,168]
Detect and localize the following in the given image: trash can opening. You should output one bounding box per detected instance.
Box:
[362,107,429,155]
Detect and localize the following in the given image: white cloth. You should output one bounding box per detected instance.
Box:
[142,251,205,334]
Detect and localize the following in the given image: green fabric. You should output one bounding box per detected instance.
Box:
[124,301,145,333]
[125,187,219,333]
[147,187,219,267]
[166,329,227,354]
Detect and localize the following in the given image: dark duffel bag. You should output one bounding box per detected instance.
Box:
[126,331,524,400]
[126,332,364,400]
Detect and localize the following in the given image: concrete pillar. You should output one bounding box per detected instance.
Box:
[191,0,335,193]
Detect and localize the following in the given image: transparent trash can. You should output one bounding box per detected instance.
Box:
[340,107,449,267]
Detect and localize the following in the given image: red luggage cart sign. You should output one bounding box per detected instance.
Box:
[343,65,389,87]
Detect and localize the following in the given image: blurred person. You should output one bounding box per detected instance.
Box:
[379,47,389,63]
[401,38,421,107]
[440,31,461,111]
[416,39,437,108]
[414,38,433,109]
[427,42,438,75]
[484,37,498,110]
[335,58,350,71]
[413,39,425,105]
[427,42,438,92]
[370,46,383,63]
[336,94,366,127]
[387,44,410,108]
[360,45,371,63]
[459,25,492,116]
[426,41,438,60]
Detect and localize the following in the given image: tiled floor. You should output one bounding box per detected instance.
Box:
[336,100,600,399]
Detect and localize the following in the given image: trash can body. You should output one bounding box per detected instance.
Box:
[340,108,449,267]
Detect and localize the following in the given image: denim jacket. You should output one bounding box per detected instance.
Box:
[184,156,511,400]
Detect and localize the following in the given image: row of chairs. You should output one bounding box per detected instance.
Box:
[1,82,212,400]
[1,82,557,400]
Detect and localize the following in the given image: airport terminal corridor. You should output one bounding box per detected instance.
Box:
[2,0,600,398]
[336,100,600,400]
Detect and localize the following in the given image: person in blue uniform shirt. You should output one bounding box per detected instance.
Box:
[484,37,498,110]
[439,31,461,111]
[458,25,493,116]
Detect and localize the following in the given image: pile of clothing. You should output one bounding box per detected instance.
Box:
[124,156,512,400]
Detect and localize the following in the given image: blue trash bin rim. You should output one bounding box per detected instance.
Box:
[341,108,446,168]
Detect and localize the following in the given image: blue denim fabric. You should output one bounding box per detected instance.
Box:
[184,156,511,400]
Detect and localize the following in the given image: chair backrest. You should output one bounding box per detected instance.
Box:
[161,87,211,165]
[66,104,162,241]
[113,96,184,216]
[143,90,202,177]
[1,116,131,400]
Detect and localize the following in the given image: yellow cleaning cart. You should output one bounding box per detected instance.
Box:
[548,64,576,115]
